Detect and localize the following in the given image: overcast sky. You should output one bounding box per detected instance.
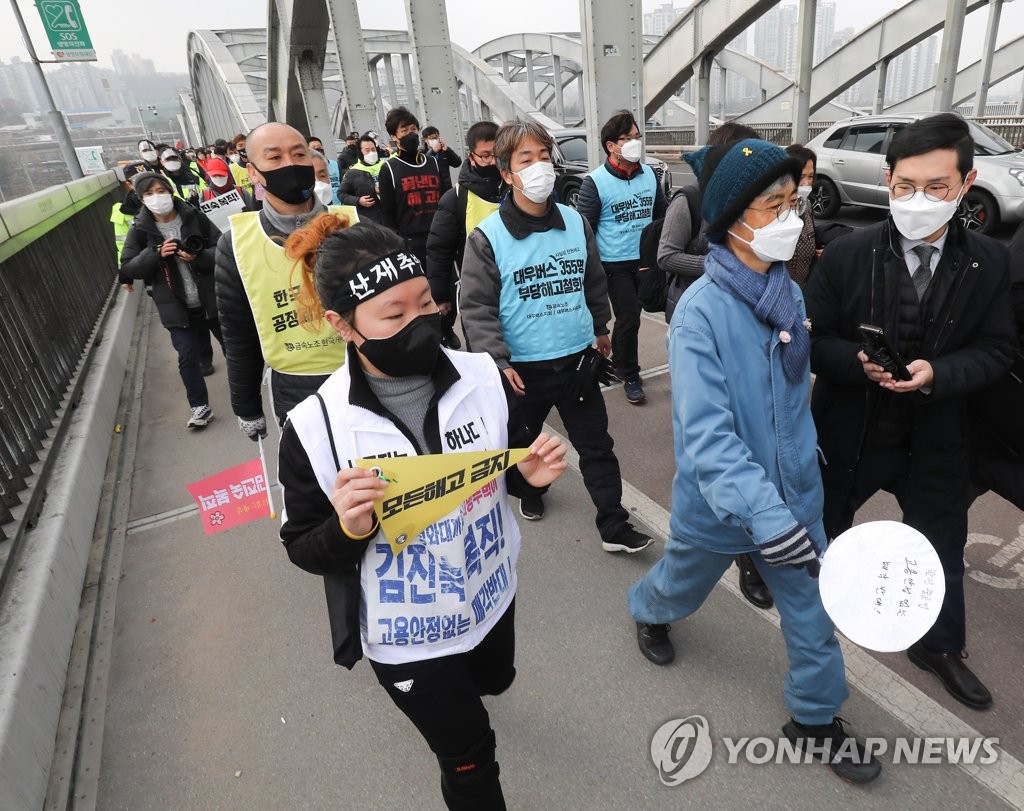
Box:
[0,0,1021,82]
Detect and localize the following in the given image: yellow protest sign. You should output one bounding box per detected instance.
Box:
[356,448,530,555]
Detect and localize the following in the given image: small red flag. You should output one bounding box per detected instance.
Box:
[186,458,272,535]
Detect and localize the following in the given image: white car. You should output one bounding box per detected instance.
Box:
[806,113,1024,234]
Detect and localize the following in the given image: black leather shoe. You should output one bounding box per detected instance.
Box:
[907,642,993,710]
[736,554,773,610]
[783,717,882,784]
[637,623,674,665]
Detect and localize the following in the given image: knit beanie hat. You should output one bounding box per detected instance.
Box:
[131,171,174,196]
[683,138,802,243]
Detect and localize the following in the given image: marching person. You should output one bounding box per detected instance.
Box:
[422,125,462,195]
[806,114,1016,710]
[426,120,507,351]
[119,172,223,429]
[339,133,387,224]
[200,156,257,210]
[157,145,205,203]
[629,138,880,783]
[215,122,354,441]
[577,110,667,405]
[277,215,568,810]
[460,120,651,553]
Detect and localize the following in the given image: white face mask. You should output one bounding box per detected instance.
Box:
[162,160,182,173]
[362,151,378,165]
[210,174,230,188]
[426,138,440,150]
[889,189,963,241]
[143,192,174,216]
[228,154,240,164]
[513,161,556,204]
[140,149,158,163]
[620,139,643,163]
[314,180,334,205]
[796,185,814,200]
[729,213,805,263]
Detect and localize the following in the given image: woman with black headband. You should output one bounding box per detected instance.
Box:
[276,215,568,810]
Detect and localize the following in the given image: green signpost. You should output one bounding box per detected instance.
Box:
[35,0,96,62]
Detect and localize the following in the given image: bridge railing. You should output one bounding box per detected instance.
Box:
[646,117,1024,149]
[0,173,120,571]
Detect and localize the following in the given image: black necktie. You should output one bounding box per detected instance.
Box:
[911,244,935,301]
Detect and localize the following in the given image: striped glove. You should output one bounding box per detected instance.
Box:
[760,525,819,571]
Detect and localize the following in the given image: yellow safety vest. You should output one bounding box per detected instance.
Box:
[465,189,500,233]
[110,203,134,263]
[230,205,358,375]
[230,161,254,193]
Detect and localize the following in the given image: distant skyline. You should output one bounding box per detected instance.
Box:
[0,0,1021,89]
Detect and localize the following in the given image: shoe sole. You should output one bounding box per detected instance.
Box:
[188,415,214,430]
[907,648,993,710]
[518,504,543,521]
[603,537,654,553]
[625,394,646,404]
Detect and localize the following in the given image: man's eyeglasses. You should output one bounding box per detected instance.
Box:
[889,182,959,203]
[471,151,495,161]
[617,133,642,143]
[746,196,807,223]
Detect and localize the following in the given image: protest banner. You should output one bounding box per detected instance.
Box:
[200,188,245,232]
[355,448,530,555]
[186,458,271,535]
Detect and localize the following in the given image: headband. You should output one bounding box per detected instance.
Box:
[327,250,425,313]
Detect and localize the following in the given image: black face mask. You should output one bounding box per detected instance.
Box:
[355,312,442,377]
[399,132,420,155]
[253,162,315,204]
[474,164,500,179]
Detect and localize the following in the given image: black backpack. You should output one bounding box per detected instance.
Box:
[636,184,702,313]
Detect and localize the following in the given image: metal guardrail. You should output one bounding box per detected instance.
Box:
[646,117,1024,149]
[0,172,120,558]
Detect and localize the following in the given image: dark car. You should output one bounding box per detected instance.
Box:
[549,127,673,209]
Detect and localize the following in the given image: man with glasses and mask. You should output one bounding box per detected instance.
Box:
[806,113,1016,710]
[630,138,881,784]
[460,120,652,553]
[215,122,352,443]
[577,111,667,405]
[426,121,506,350]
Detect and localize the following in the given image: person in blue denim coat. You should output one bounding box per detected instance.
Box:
[628,139,880,785]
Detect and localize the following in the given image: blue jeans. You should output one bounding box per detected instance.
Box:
[629,537,848,725]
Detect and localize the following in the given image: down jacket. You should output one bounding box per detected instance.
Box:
[118,199,221,329]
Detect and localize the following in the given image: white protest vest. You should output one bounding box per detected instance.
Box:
[286,349,520,665]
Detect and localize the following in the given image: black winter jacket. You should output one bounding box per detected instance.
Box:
[424,161,507,304]
[338,162,385,224]
[806,217,1016,501]
[119,200,222,329]
[214,209,329,424]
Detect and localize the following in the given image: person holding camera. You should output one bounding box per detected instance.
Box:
[119,172,223,429]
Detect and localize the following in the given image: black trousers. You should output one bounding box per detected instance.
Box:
[822,445,969,653]
[370,600,514,810]
[605,260,642,381]
[166,312,221,408]
[515,362,628,541]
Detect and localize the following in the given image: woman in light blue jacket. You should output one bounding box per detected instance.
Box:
[628,139,881,785]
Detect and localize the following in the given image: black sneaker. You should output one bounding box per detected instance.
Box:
[187,405,213,430]
[602,523,653,553]
[200,360,215,376]
[782,717,882,784]
[519,495,544,521]
[637,623,674,665]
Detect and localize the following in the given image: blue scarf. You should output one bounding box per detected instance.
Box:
[703,244,809,383]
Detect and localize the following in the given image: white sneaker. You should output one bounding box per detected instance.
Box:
[187,405,213,429]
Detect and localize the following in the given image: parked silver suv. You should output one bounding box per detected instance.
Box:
[806,113,1024,234]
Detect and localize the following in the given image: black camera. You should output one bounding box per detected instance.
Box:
[171,235,205,255]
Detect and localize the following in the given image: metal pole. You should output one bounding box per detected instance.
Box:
[975,0,1002,117]
[552,54,565,123]
[7,0,82,179]
[1018,70,1024,116]
[935,0,968,111]
[873,59,889,114]
[792,0,817,144]
[696,53,713,146]
[718,64,726,120]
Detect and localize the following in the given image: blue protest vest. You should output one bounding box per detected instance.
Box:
[589,163,657,262]
[477,203,594,362]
